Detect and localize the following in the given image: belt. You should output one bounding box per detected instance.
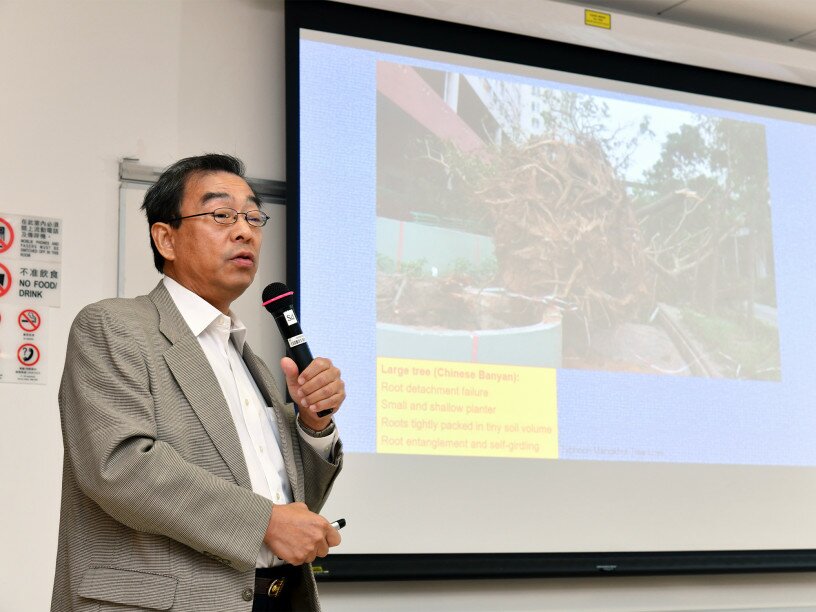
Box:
[254,564,303,599]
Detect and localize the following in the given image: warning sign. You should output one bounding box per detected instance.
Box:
[0,261,60,306]
[0,213,61,260]
[0,210,57,384]
[0,212,62,307]
[0,262,10,298]
[0,302,48,385]
[18,308,41,332]
[17,343,40,367]
[0,217,14,254]
[585,9,612,29]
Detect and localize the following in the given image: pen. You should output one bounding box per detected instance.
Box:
[330,518,346,530]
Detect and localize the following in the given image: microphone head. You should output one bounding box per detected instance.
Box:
[262,282,295,314]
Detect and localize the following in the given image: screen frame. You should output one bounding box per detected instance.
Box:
[284,0,816,580]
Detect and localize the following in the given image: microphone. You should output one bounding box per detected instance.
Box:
[262,282,333,418]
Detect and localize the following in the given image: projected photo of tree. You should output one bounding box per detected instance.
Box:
[375,61,781,381]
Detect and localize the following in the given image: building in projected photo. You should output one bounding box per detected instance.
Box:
[379,65,547,149]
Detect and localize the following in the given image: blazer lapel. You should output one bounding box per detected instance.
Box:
[149,282,253,490]
[243,345,303,502]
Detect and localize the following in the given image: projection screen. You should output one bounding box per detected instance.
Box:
[285,1,816,578]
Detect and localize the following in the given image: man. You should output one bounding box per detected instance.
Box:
[52,154,344,611]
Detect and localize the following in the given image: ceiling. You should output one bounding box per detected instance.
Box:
[340,0,816,86]
[557,0,816,49]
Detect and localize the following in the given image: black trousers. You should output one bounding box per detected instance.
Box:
[252,565,304,612]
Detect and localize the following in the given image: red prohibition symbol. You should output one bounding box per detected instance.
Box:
[18,343,41,367]
[18,308,41,332]
[0,217,14,254]
[0,262,11,298]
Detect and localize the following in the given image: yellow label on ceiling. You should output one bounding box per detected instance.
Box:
[585,9,612,29]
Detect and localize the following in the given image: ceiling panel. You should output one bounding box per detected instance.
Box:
[569,0,816,43]
[796,30,816,50]
[665,0,816,42]
[568,0,679,15]
[343,0,816,86]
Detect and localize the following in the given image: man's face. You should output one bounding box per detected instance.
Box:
[163,171,263,311]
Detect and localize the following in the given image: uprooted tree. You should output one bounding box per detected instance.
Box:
[408,89,657,333]
[474,136,654,327]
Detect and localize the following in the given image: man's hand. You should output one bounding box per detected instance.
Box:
[263,502,341,565]
[281,356,345,431]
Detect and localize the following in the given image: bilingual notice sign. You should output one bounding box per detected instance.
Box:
[0,212,61,385]
[0,304,49,384]
[0,213,62,306]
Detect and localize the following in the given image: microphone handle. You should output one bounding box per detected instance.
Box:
[272,311,333,418]
[288,341,314,373]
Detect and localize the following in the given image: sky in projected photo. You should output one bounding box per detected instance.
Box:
[298,34,816,466]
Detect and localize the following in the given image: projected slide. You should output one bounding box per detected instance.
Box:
[298,32,816,467]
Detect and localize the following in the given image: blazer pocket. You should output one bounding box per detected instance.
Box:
[78,566,178,611]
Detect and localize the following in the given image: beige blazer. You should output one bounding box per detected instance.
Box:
[51,282,342,611]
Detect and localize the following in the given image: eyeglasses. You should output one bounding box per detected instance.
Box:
[169,207,270,227]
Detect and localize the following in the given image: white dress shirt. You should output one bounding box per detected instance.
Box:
[163,276,337,567]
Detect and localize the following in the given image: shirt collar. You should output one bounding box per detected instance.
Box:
[162,276,248,352]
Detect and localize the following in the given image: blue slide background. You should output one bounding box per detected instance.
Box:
[298,37,816,465]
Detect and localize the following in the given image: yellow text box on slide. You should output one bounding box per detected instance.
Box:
[377,357,558,459]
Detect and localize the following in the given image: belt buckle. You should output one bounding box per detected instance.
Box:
[267,577,285,598]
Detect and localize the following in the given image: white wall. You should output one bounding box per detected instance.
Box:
[0,1,815,611]
[0,2,286,610]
